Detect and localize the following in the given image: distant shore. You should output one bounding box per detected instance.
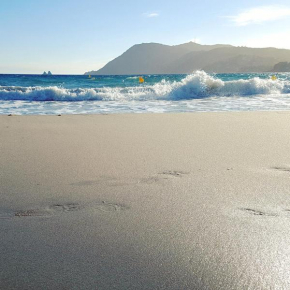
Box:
[1,111,290,289]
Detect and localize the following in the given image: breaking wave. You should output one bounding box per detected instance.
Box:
[1,71,290,102]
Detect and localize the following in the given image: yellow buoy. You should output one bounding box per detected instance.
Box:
[271,75,277,81]
[89,75,91,78]
[139,77,144,83]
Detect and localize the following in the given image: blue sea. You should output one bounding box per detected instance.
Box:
[1,71,290,115]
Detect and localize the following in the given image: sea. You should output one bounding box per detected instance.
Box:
[1,71,290,115]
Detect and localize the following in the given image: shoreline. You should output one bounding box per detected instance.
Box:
[3,107,290,116]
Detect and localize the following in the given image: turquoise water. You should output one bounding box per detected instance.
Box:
[1,71,290,114]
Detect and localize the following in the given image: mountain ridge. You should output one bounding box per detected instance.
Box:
[85,42,290,75]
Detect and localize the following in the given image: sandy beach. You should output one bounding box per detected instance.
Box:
[1,111,290,289]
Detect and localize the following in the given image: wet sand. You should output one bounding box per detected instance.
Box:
[1,112,290,289]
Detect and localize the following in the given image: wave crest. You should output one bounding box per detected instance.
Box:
[0,71,289,102]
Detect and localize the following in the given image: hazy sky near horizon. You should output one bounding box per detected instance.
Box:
[1,0,290,74]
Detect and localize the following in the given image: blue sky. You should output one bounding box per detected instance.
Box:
[1,0,290,74]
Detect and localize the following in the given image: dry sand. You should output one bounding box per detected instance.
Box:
[1,112,290,289]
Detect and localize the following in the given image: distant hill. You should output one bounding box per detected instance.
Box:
[42,71,52,75]
[84,42,290,75]
[272,62,290,72]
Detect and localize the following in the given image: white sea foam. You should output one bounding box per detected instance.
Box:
[0,71,290,102]
[126,76,140,80]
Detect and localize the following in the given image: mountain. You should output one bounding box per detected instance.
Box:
[271,62,290,72]
[84,42,290,75]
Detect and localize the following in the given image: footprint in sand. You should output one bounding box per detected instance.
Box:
[271,166,290,173]
[49,203,82,212]
[238,208,277,217]
[14,209,49,217]
[0,208,50,219]
[140,170,190,184]
[93,201,129,212]
[10,203,82,218]
[159,170,190,177]
[236,207,290,218]
[0,201,129,220]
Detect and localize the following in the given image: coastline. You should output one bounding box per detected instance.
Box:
[1,111,290,289]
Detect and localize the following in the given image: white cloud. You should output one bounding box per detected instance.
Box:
[242,31,290,49]
[229,6,290,26]
[143,12,159,18]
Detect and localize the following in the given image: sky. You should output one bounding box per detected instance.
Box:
[1,0,290,74]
